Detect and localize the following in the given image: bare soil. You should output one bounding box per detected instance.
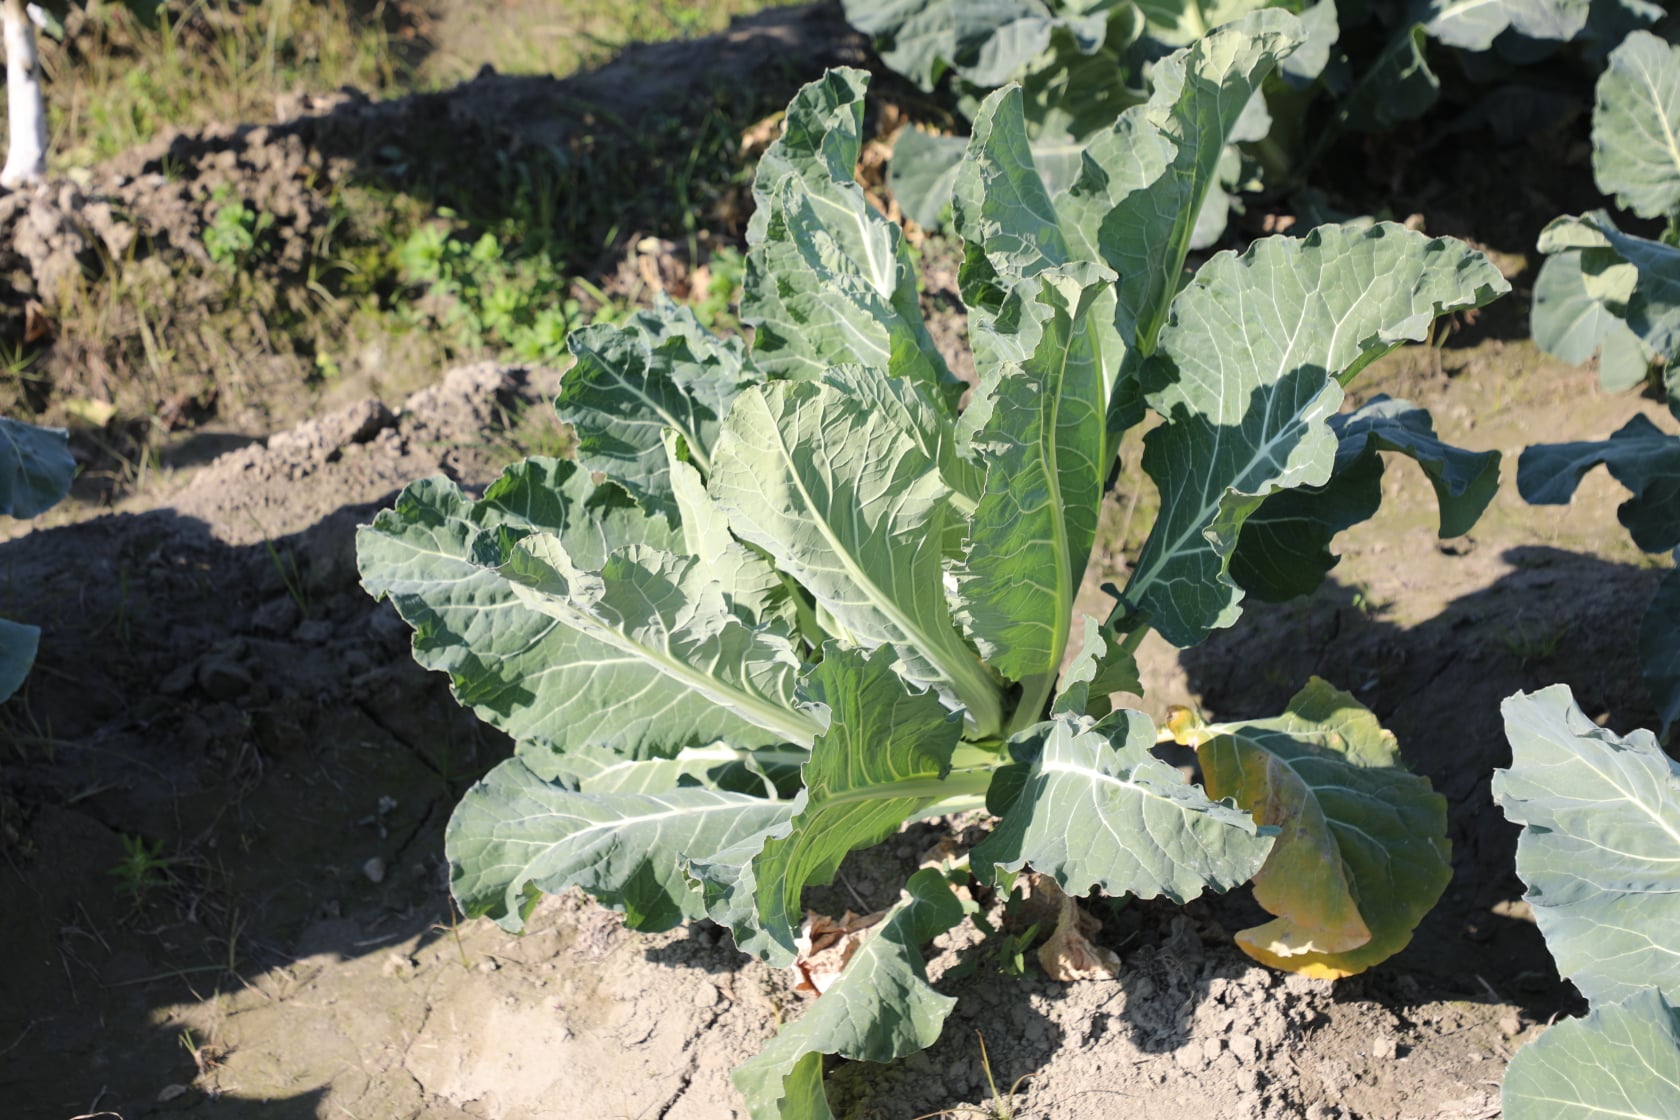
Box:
[2,5,1674,1120]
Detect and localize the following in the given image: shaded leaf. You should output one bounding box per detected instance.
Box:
[0,416,74,520]
[0,616,41,704]
[1640,560,1680,736]
[1517,412,1680,554]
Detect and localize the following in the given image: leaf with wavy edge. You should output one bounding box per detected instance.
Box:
[1230,396,1501,603]
[958,267,1111,687]
[1518,412,1680,555]
[559,299,760,504]
[446,755,794,933]
[973,708,1273,901]
[1504,989,1680,1120]
[502,538,815,749]
[1171,678,1450,978]
[1594,31,1680,222]
[1495,686,1680,1006]
[743,68,956,406]
[1424,0,1589,51]
[0,416,74,520]
[1122,223,1508,647]
[732,867,964,1120]
[710,379,1003,736]
[358,463,798,770]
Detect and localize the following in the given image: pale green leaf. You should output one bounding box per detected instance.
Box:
[559,299,760,502]
[0,416,74,520]
[1496,686,1680,1006]
[1124,223,1508,647]
[886,127,966,231]
[446,756,794,933]
[743,69,956,405]
[1424,0,1590,51]
[732,868,964,1120]
[972,709,1274,901]
[543,741,807,799]
[356,463,793,770]
[502,538,817,749]
[742,645,962,964]
[1231,396,1501,602]
[958,268,1111,684]
[1503,989,1680,1120]
[1176,679,1451,978]
[709,379,1004,736]
[1594,31,1680,222]
[1517,412,1680,555]
[1052,617,1142,719]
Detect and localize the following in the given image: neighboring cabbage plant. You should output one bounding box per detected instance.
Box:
[1523,29,1680,740]
[1,416,74,701]
[359,14,1511,1117]
[1495,686,1680,1120]
[842,0,1338,241]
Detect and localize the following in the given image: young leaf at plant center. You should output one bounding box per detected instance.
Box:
[708,379,1004,736]
[1502,989,1680,1120]
[732,868,966,1120]
[355,461,799,771]
[447,756,796,933]
[1495,686,1680,1007]
[1167,678,1451,978]
[1230,395,1501,602]
[0,415,75,519]
[1052,617,1143,721]
[1121,224,1508,647]
[957,266,1112,699]
[558,298,761,506]
[743,68,959,407]
[1640,560,1680,737]
[973,709,1274,902]
[727,645,964,965]
[1518,412,1680,555]
[1592,31,1680,223]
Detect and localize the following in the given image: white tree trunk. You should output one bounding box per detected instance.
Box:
[1,0,45,189]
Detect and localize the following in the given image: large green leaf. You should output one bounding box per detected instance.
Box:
[1496,686,1680,1006]
[558,299,761,504]
[1517,412,1680,555]
[735,645,963,964]
[1503,989,1680,1120]
[0,416,74,520]
[957,267,1111,689]
[1123,223,1508,647]
[446,756,794,933]
[1174,678,1451,978]
[0,616,41,704]
[886,127,967,231]
[1579,212,1680,366]
[502,538,815,748]
[840,0,1109,92]
[1338,23,1439,134]
[356,462,796,769]
[732,868,965,1120]
[1641,560,1680,737]
[1530,225,1652,393]
[709,379,1004,735]
[1594,31,1680,223]
[743,69,956,405]
[1231,396,1501,602]
[1424,0,1590,51]
[972,708,1274,900]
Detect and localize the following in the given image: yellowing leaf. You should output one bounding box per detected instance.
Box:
[1171,678,1450,978]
